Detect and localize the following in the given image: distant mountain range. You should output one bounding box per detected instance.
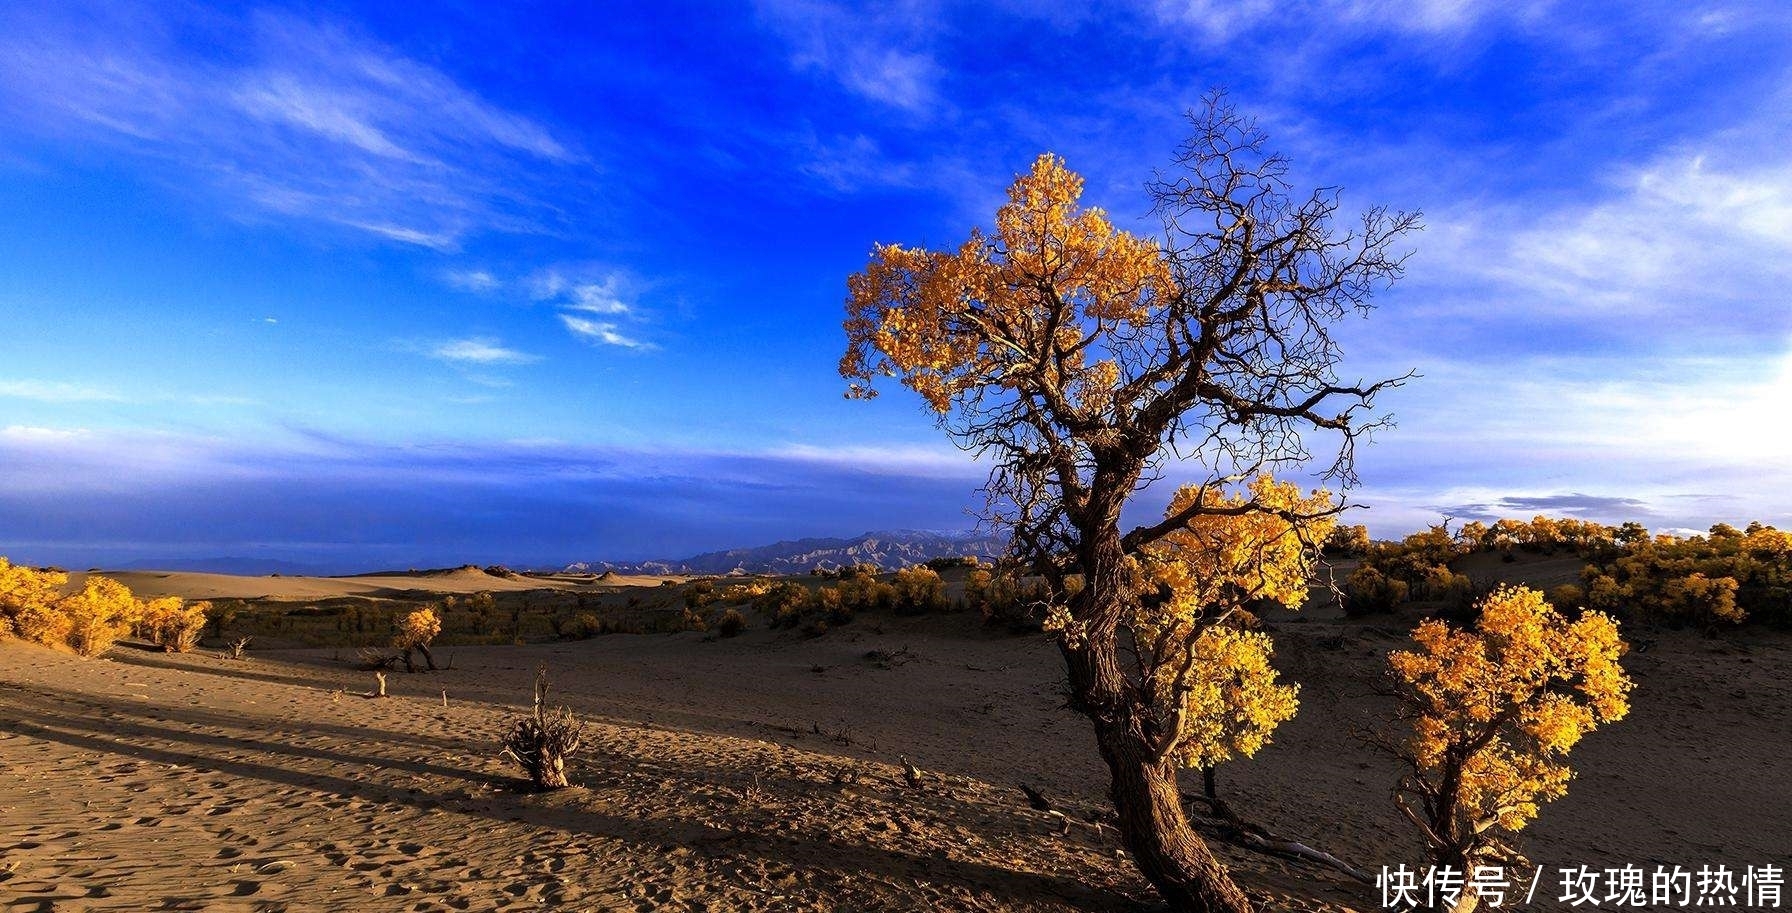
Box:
[564,529,1007,576]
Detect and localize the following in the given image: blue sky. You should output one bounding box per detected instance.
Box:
[2,0,1790,570]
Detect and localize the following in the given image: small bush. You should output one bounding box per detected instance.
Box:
[559,611,603,639]
[1546,583,1586,611]
[670,607,710,633]
[716,608,746,637]
[890,566,949,615]
[1,559,71,645]
[977,571,1047,631]
[683,580,717,609]
[925,555,980,571]
[61,576,143,657]
[392,607,442,671]
[1344,565,1408,617]
[142,596,209,653]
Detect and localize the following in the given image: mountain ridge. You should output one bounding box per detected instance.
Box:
[564,529,1006,576]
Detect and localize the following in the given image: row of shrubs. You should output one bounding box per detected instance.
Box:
[1325,515,1646,561]
[0,557,211,656]
[1335,519,1792,628]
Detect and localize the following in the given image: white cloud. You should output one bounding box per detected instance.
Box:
[440,266,656,350]
[753,0,941,112]
[428,337,540,365]
[444,269,500,292]
[0,379,126,403]
[1149,0,1545,42]
[559,315,648,350]
[1415,149,1792,326]
[0,9,580,250]
[526,269,632,313]
[2,425,89,441]
[772,442,979,478]
[837,48,938,112]
[566,279,632,315]
[798,132,919,193]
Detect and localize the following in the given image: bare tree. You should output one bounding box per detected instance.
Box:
[841,94,1417,913]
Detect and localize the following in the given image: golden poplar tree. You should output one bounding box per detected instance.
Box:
[1125,475,1333,781]
[394,606,443,671]
[842,95,1416,913]
[141,596,210,653]
[1384,586,1632,911]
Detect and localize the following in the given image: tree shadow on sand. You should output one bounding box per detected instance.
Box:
[0,684,1142,911]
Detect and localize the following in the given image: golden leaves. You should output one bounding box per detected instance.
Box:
[59,575,145,657]
[1129,474,1334,771]
[0,557,73,647]
[1390,586,1633,846]
[141,596,209,653]
[841,153,1174,416]
[1168,627,1300,769]
[1138,474,1338,623]
[395,606,443,650]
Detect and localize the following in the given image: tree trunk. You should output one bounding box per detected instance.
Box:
[1060,510,1255,913]
[536,752,570,790]
[1097,715,1254,913]
[1203,765,1218,800]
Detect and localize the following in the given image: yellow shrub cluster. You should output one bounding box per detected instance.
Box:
[1,557,209,656]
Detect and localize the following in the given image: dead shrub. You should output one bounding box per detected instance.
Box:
[502,667,586,790]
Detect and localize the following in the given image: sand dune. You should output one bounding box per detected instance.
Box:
[65,567,686,602]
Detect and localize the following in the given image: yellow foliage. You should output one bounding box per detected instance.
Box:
[890,566,948,614]
[1388,586,1631,863]
[394,606,442,650]
[1,557,71,646]
[1166,627,1299,769]
[60,575,144,657]
[1137,475,1338,624]
[842,153,1175,412]
[141,596,210,653]
[1661,572,1743,623]
[1131,475,1335,771]
[719,581,775,602]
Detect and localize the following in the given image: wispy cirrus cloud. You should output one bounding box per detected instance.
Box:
[428,337,540,366]
[1434,493,1653,521]
[752,0,942,113]
[559,315,649,350]
[1148,0,1549,42]
[530,270,633,315]
[0,5,581,250]
[443,269,501,292]
[0,378,257,408]
[1421,152,1792,328]
[439,265,657,349]
[0,379,127,403]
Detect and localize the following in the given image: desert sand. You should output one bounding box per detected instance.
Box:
[2,575,1788,912]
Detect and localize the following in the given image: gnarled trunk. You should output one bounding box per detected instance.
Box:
[1060,516,1254,913]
